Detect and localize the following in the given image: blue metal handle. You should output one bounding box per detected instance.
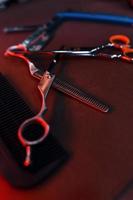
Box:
[56,11,133,25]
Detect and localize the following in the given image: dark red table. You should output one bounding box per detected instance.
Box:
[0,0,133,199]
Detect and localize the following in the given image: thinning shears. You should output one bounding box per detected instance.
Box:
[18,54,59,167]
[5,46,110,113]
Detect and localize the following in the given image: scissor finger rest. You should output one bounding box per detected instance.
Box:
[109,34,130,48]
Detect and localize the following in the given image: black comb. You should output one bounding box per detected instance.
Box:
[0,73,68,188]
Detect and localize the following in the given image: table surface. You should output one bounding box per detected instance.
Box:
[1,0,133,200]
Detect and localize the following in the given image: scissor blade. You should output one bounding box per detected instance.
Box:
[53,78,110,113]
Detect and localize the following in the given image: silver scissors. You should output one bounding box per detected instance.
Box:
[18,54,59,167]
[10,34,133,62]
[55,34,133,62]
[5,46,110,113]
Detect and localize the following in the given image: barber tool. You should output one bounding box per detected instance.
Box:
[5,9,110,113]
[5,10,133,51]
[18,54,60,167]
[49,34,133,63]
[0,71,68,187]
[4,10,133,33]
[5,48,110,113]
[14,34,133,62]
[64,34,133,62]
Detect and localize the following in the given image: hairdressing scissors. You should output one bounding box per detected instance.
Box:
[56,34,133,62]
[11,34,133,62]
[5,47,110,113]
[5,10,112,113]
[18,54,59,167]
[74,34,133,62]
[5,10,133,51]
[4,11,133,34]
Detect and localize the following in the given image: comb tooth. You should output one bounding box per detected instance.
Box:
[53,78,110,113]
[0,74,68,178]
[0,75,33,124]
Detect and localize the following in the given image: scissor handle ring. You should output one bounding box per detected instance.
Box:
[18,117,49,147]
[122,47,133,62]
[109,35,130,47]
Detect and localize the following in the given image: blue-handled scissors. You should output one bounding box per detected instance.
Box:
[4,11,133,52]
[56,11,133,26]
[4,11,133,34]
